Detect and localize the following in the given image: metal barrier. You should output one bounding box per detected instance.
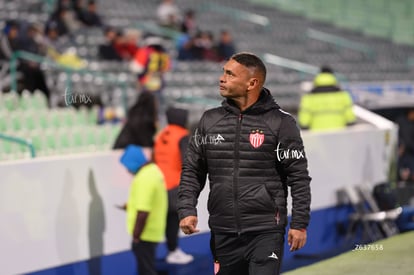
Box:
[306,28,375,59]
[262,53,348,82]
[0,133,36,158]
[201,2,270,31]
[135,21,182,40]
[263,53,320,75]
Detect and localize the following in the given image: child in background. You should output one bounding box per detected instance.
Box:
[119,145,168,275]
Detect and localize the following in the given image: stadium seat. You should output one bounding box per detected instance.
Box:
[23,112,36,131]
[29,132,44,152]
[0,113,7,132]
[2,92,19,111]
[44,131,58,155]
[19,90,33,111]
[37,111,50,130]
[32,90,49,109]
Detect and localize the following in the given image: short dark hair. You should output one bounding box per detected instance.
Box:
[320,65,334,74]
[230,52,266,82]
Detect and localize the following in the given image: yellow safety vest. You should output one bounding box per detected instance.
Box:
[298,90,356,131]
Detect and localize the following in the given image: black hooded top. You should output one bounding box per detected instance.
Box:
[177,88,311,234]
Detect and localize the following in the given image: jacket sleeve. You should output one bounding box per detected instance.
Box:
[278,113,311,230]
[177,115,208,220]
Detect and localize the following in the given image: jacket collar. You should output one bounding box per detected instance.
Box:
[222,87,280,115]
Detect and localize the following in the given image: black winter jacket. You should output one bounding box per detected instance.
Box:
[177,89,311,234]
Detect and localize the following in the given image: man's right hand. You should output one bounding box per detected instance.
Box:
[179,216,200,235]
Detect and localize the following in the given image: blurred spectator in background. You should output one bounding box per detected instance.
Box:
[154,107,194,264]
[156,0,181,30]
[195,30,216,61]
[24,23,56,56]
[19,24,43,54]
[216,29,236,62]
[33,22,85,70]
[44,20,70,53]
[0,20,21,60]
[113,92,158,149]
[72,0,87,23]
[45,7,70,38]
[70,0,104,27]
[81,0,103,27]
[396,107,414,183]
[0,20,20,92]
[98,26,122,61]
[181,30,216,61]
[119,144,167,275]
[0,20,51,105]
[176,29,236,62]
[298,66,356,131]
[130,36,171,110]
[180,9,197,35]
[113,29,139,61]
[55,0,82,32]
[176,32,193,61]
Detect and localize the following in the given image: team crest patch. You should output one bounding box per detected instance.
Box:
[249,129,264,148]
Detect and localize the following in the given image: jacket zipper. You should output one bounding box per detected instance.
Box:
[233,113,243,234]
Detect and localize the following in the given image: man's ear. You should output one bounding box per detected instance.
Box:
[247,78,258,91]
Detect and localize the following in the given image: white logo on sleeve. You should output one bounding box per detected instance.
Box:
[275,142,305,162]
[193,129,225,146]
[268,252,279,260]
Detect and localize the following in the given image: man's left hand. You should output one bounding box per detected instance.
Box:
[288,228,307,251]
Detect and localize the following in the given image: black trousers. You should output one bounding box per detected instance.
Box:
[166,187,180,252]
[166,210,179,252]
[213,232,284,275]
[131,241,158,275]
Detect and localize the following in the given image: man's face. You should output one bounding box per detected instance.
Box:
[219,59,252,99]
[9,26,19,39]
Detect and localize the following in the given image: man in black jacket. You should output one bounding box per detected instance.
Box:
[177,52,311,275]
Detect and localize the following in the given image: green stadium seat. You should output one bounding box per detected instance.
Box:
[49,111,62,129]
[15,142,30,158]
[44,131,58,154]
[19,90,33,111]
[2,92,19,111]
[363,14,392,38]
[23,113,37,131]
[334,7,367,31]
[0,115,7,132]
[58,130,72,153]
[61,109,76,127]
[37,111,49,130]
[85,130,97,147]
[29,133,44,152]
[95,126,111,149]
[10,114,22,132]
[32,90,48,109]
[72,127,86,150]
[391,17,414,45]
[75,106,89,126]
[1,140,13,155]
[305,0,336,23]
[87,106,100,125]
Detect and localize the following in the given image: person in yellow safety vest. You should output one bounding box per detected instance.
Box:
[298,66,356,131]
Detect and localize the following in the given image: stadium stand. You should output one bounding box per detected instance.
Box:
[0,89,121,161]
